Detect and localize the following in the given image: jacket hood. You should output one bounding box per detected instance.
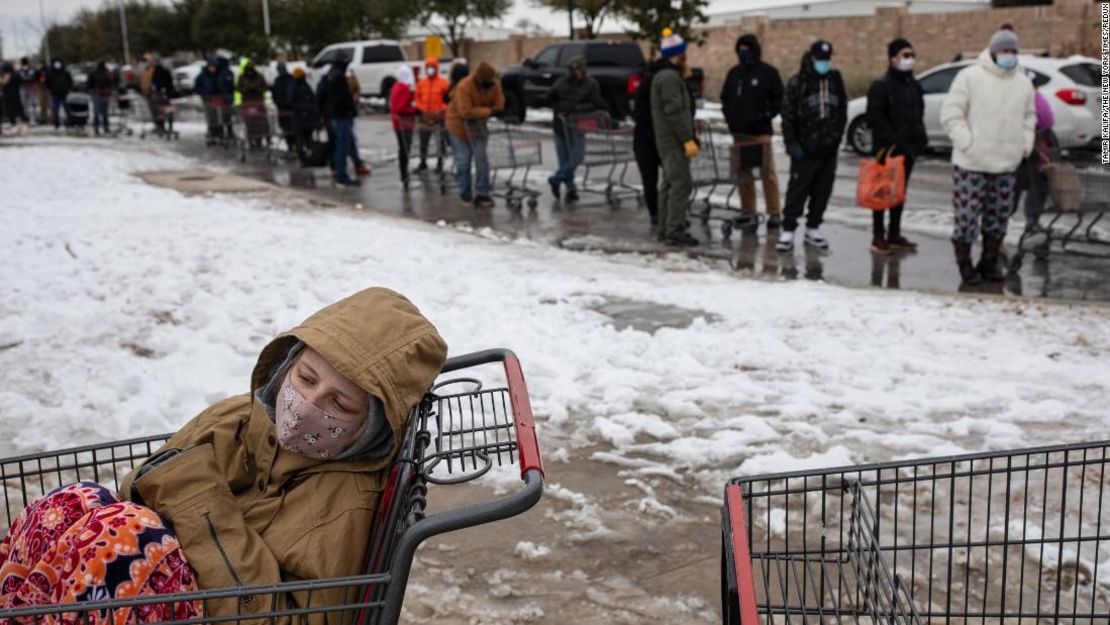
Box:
[976,47,1015,78]
[216,57,230,71]
[250,288,448,471]
[396,64,415,87]
[474,61,496,83]
[735,34,762,62]
[425,57,440,70]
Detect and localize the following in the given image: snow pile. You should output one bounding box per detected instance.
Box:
[2,137,1108,497]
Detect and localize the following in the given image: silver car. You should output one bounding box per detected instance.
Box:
[844,55,1100,154]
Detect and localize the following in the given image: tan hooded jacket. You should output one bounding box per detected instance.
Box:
[120,288,448,622]
[445,62,504,140]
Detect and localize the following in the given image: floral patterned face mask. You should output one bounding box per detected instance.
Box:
[275,373,364,459]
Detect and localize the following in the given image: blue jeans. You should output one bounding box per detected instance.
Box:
[51,95,70,128]
[551,131,585,191]
[331,118,354,183]
[449,133,490,200]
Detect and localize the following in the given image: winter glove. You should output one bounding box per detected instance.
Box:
[683,140,700,159]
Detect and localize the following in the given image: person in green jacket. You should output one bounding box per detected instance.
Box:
[651,28,700,247]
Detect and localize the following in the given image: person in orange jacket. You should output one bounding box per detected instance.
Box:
[413,57,449,172]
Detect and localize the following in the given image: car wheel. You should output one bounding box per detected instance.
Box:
[847,116,872,156]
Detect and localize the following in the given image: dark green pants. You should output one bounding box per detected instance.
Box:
[658,145,692,239]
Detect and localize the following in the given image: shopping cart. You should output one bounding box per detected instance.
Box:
[1011,138,1110,271]
[135,92,179,140]
[566,112,642,206]
[110,91,134,137]
[689,121,766,239]
[0,348,544,625]
[202,95,235,148]
[721,440,1109,625]
[468,118,542,210]
[233,102,273,162]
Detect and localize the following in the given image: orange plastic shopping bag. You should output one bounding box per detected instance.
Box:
[857,147,906,211]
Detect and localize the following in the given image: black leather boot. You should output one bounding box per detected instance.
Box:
[977,236,1005,282]
[953,241,981,285]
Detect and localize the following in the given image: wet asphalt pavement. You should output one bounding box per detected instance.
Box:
[174,113,1110,303]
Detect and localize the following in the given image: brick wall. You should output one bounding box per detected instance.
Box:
[431,0,1099,100]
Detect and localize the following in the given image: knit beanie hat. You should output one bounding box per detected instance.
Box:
[660,28,687,58]
[887,38,912,59]
[810,40,833,60]
[989,28,1019,54]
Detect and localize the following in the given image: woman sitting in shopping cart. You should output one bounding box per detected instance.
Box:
[0,288,448,621]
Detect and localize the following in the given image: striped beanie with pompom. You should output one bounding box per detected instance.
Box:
[660,28,687,58]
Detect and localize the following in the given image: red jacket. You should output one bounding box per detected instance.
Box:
[389,82,416,131]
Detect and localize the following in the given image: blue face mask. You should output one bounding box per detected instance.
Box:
[813,60,831,76]
[994,54,1017,70]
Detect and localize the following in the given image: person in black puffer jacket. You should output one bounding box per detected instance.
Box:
[87,61,115,135]
[720,34,785,228]
[778,40,847,252]
[316,55,360,185]
[632,56,673,226]
[866,38,927,255]
[539,56,608,202]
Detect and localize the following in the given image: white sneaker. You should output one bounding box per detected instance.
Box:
[804,228,829,249]
[775,230,795,251]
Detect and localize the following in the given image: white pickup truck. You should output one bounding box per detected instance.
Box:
[309,40,410,99]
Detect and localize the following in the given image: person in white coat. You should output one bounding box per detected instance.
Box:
[939,26,1035,284]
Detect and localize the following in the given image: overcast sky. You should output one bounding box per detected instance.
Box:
[0,0,730,58]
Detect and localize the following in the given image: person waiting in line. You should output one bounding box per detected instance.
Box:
[88,61,115,136]
[290,67,320,163]
[632,53,670,228]
[272,62,296,151]
[651,28,699,247]
[0,63,28,131]
[720,33,784,231]
[940,25,1035,284]
[777,41,847,252]
[866,38,928,255]
[444,60,469,105]
[317,53,364,187]
[18,57,40,126]
[445,61,504,209]
[45,59,73,129]
[389,65,417,190]
[414,58,449,173]
[539,55,607,203]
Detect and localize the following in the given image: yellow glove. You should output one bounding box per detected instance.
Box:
[684,140,699,159]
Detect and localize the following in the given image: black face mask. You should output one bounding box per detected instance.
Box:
[479,80,494,90]
[738,49,754,65]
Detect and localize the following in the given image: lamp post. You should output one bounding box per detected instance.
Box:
[39,0,51,63]
[567,0,574,40]
[262,0,271,37]
[118,0,131,65]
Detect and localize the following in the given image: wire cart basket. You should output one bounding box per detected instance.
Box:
[0,348,544,625]
[133,92,179,140]
[566,112,642,206]
[467,118,542,210]
[202,96,235,149]
[722,440,1110,625]
[233,102,274,162]
[689,121,767,240]
[1011,137,1110,271]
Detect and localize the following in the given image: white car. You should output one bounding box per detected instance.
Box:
[173,60,205,95]
[309,40,409,98]
[845,55,1100,154]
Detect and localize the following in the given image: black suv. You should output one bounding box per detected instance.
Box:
[501,40,704,121]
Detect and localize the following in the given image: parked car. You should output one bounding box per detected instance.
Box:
[845,55,1100,155]
[501,40,703,121]
[173,60,205,95]
[309,40,407,98]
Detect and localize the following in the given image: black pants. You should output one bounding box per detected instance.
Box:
[395,129,413,183]
[418,127,445,169]
[783,152,838,231]
[633,135,660,225]
[872,154,915,237]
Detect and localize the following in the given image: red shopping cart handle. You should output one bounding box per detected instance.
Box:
[725,483,759,625]
[441,348,544,479]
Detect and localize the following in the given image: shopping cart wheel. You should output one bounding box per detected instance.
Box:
[527,197,538,209]
[1009,254,1023,272]
[1033,244,1049,261]
[721,221,734,240]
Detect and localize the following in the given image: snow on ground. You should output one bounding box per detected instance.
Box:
[2,136,1109,496]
